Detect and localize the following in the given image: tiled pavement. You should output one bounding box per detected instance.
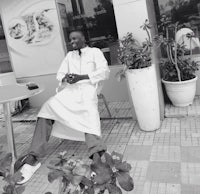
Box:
[1,101,200,193]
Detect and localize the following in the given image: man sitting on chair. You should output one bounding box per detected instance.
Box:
[15,30,110,184]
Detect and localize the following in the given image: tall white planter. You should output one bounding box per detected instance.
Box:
[126,65,160,131]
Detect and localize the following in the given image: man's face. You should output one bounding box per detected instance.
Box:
[69,31,85,50]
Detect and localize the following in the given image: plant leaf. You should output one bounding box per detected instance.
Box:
[72,175,83,186]
[104,152,114,168]
[3,185,14,194]
[107,184,122,194]
[0,153,12,177]
[81,176,93,187]
[12,171,24,183]
[83,187,95,194]
[73,164,89,176]
[115,161,132,172]
[111,152,123,164]
[16,186,25,194]
[116,172,134,191]
[48,170,63,183]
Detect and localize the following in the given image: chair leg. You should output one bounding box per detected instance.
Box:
[99,94,112,118]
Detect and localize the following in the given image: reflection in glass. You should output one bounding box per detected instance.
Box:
[0,17,13,73]
[57,0,119,65]
[154,0,200,55]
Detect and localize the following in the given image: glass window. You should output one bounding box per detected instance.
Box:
[154,0,200,55]
[0,17,13,73]
[57,0,119,65]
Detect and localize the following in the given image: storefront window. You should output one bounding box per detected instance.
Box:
[154,0,200,55]
[57,0,119,65]
[0,17,12,73]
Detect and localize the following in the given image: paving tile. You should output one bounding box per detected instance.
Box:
[2,99,200,193]
[181,163,200,185]
[146,162,180,183]
[128,161,149,194]
[181,147,200,163]
[128,124,155,146]
[124,145,152,160]
[165,96,200,117]
[142,182,181,194]
[150,146,181,162]
[181,184,200,194]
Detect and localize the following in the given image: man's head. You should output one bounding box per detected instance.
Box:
[69,30,86,50]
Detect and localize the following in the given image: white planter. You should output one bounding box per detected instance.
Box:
[162,76,198,107]
[126,65,160,131]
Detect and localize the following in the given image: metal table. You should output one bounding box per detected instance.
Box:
[0,83,43,174]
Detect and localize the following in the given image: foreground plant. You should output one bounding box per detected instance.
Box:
[46,151,134,194]
[0,147,25,194]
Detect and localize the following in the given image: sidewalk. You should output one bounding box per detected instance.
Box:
[0,100,200,194]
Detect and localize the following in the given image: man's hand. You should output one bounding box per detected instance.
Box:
[62,74,70,83]
[62,74,89,84]
[68,74,89,84]
[67,74,82,84]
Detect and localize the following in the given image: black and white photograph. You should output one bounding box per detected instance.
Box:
[0,0,200,193]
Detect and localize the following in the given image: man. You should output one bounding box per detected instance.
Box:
[15,30,110,184]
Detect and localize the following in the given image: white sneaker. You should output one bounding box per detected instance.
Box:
[17,162,41,185]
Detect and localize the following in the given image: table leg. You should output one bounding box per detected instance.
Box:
[3,102,17,174]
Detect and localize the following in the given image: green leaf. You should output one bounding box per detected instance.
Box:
[81,176,93,187]
[48,170,63,183]
[115,162,132,172]
[48,159,61,167]
[104,153,114,168]
[3,185,14,194]
[0,153,12,177]
[16,186,25,194]
[72,164,89,176]
[71,175,83,186]
[107,184,122,194]
[111,152,123,164]
[116,172,134,191]
[83,187,95,194]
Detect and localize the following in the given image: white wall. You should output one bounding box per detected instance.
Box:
[0,0,65,77]
[113,0,148,42]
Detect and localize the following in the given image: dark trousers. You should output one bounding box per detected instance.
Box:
[28,117,107,159]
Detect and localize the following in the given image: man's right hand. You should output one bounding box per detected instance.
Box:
[62,74,70,83]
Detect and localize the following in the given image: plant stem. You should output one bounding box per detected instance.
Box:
[174,23,182,81]
[58,177,64,194]
[13,186,18,194]
[166,27,175,64]
[190,38,193,57]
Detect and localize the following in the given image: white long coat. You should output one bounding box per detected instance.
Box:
[38,47,110,141]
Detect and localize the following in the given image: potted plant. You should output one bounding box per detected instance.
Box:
[116,20,160,132]
[45,151,134,194]
[154,15,199,107]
